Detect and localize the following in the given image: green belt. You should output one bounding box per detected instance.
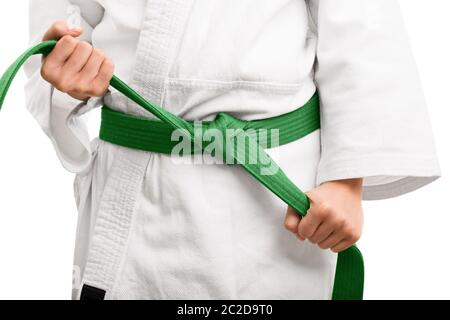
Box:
[0,40,364,300]
[99,93,321,155]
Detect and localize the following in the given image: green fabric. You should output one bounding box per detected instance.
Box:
[99,93,320,154]
[0,40,364,300]
[0,41,56,109]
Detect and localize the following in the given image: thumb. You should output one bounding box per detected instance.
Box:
[305,188,323,211]
[43,20,83,41]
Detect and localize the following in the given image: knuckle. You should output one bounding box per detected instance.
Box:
[317,203,332,218]
[55,77,72,92]
[73,83,89,95]
[89,84,106,97]
[87,88,99,97]
[298,225,311,238]
[351,230,362,243]
[103,59,115,72]
[96,87,107,96]
[334,216,346,228]
[59,35,77,48]
[313,209,324,220]
[56,83,70,93]
[92,48,105,58]
[78,41,93,52]
[60,35,74,44]
[40,65,52,80]
[345,227,361,242]
[79,79,99,95]
[60,83,73,93]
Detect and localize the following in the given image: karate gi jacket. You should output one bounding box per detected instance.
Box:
[23,0,440,299]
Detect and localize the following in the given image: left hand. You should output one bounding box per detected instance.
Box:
[284,178,364,253]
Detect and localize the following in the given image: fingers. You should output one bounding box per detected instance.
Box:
[69,57,113,99]
[40,23,114,101]
[80,48,106,80]
[297,202,330,240]
[318,226,361,253]
[43,35,79,69]
[287,187,362,253]
[318,232,342,251]
[308,220,334,244]
[91,59,114,96]
[43,20,82,41]
[284,206,301,234]
[62,41,93,74]
[330,240,354,253]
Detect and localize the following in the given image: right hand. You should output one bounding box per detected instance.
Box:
[40,21,114,101]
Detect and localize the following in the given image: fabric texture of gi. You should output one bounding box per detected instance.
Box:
[17,0,440,299]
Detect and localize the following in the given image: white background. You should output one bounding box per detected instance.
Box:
[0,1,448,300]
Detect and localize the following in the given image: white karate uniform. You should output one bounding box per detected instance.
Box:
[24,0,440,299]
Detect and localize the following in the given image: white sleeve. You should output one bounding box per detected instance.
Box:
[306,0,441,200]
[23,0,104,173]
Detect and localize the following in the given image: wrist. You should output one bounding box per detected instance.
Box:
[322,178,363,198]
